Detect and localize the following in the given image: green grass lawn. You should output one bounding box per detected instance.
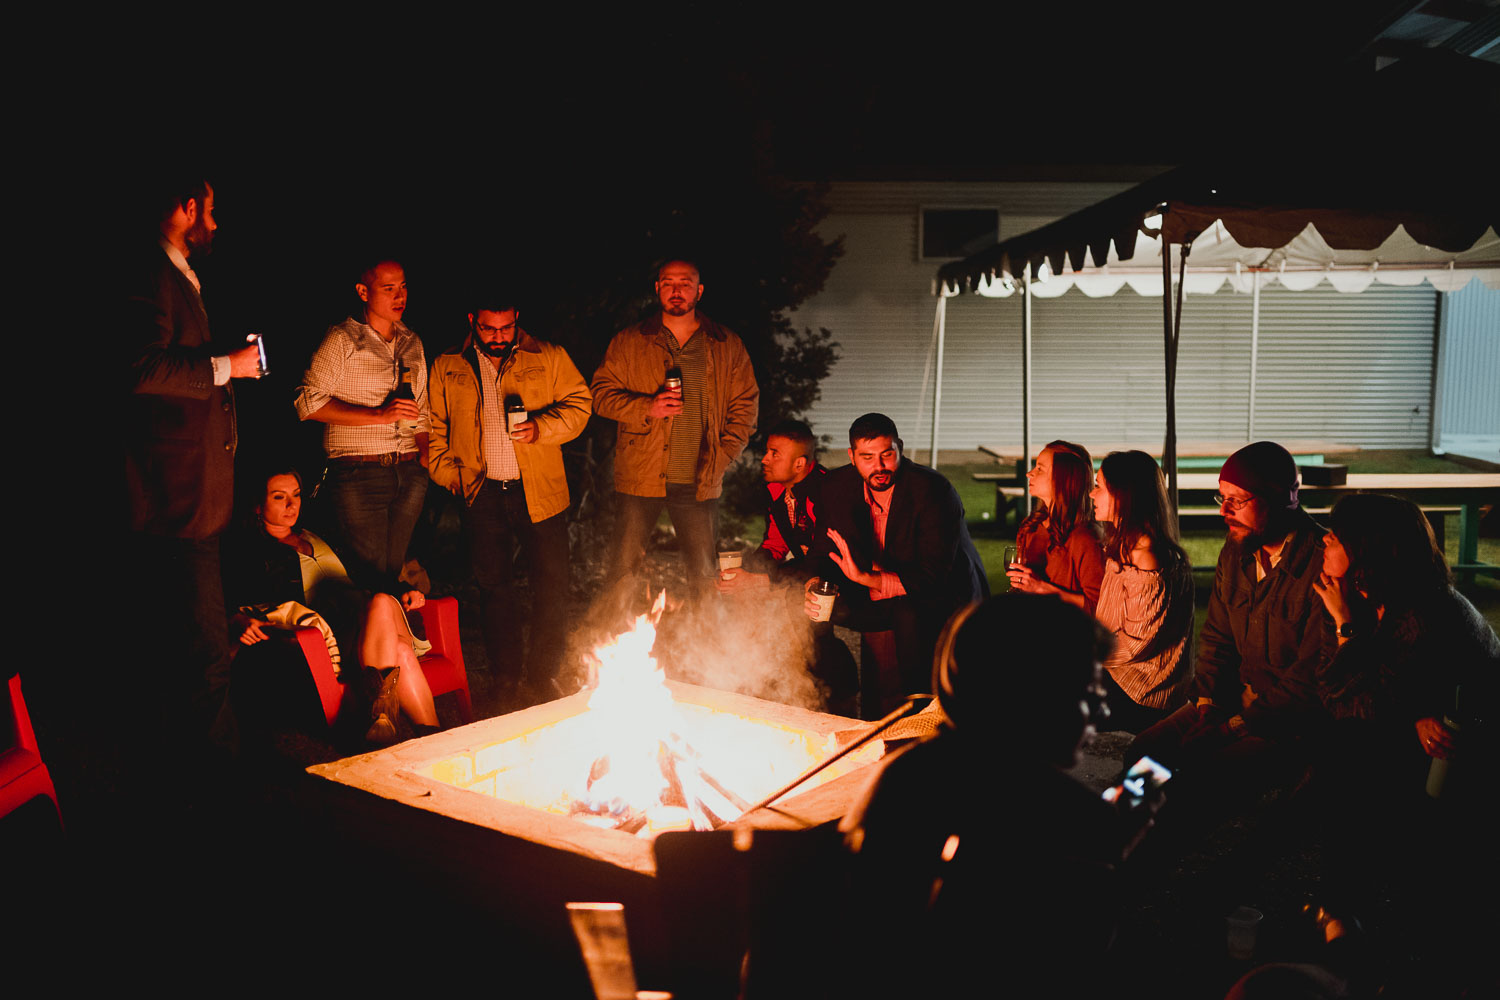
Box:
[728,449,1497,630]
[944,450,1498,632]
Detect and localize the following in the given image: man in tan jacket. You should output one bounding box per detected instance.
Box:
[591,260,759,605]
[428,298,591,701]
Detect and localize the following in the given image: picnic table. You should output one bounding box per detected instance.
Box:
[1174,473,1499,579]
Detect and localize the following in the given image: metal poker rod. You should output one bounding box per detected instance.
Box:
[737,693,935,820]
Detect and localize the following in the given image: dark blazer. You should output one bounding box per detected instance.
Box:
[812,458,988,633]
[123,244,236,539]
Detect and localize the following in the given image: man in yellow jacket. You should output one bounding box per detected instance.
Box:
[428,299,592,703]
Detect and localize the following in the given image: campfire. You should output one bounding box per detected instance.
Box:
[310,591,885,875]
[424,591,880,839]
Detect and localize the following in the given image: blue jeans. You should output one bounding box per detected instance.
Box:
[608,485,719,603]
[325,459,428,590]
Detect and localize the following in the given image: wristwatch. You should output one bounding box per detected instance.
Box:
[1337,621,1358,639]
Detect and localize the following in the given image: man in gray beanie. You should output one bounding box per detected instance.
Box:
[1129,441,1333,793]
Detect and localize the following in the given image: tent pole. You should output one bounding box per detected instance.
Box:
[929,295,948,468]
[1162,243,1179,515]
[1022,269,1033,511]
[1247,273,1261,440]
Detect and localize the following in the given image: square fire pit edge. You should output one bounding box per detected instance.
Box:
[307,681,882,878]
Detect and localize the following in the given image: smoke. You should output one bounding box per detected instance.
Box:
[657,586,829,710]
[577,571,834,712]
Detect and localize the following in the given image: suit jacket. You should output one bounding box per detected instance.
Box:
[812,459,988,633]
[123,244,236,539]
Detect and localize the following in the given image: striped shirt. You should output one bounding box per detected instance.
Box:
[1096,558,1192,709]
[294,317,428,458]
[665,329,707,484]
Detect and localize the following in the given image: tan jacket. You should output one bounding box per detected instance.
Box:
[591,314,759,501]
[427,332,592,523]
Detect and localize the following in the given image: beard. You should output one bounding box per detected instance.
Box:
[662,296,695,316]
[865,470,894,493]
[185,215,214,254]
[478,338,515,360]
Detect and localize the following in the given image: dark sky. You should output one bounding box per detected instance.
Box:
[97,1,1428,423]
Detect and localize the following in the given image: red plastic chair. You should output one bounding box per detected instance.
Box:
[293,595,472,728]
[1,673,63,832]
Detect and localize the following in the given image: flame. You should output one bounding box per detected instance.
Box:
[571,591,746,834]
[422,589,887,839]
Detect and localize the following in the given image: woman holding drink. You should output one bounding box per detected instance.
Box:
[1006,440,1105,613]
[1088,450,1194,732]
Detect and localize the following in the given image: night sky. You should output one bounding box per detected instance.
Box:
[92,2,1441,477]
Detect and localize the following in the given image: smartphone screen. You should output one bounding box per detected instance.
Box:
[1102,755,1172,805]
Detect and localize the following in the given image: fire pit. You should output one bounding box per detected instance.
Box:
[307,596,885,877]
[307,680,883,876]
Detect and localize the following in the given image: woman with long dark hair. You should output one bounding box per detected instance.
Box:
[1007,440,1105,613]
[1089,450,1194,732]
[1313,493,1498,777]
[223,466,440,745]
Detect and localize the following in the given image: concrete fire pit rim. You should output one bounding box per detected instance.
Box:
[307,681,880,877]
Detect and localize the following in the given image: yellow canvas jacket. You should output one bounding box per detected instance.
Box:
[427,331,592,523]
[590,314,759,501]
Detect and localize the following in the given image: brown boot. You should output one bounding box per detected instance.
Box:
[365,667,402,745]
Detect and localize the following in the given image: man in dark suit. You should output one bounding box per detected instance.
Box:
[808,413,988,718]
[125,177,262,741]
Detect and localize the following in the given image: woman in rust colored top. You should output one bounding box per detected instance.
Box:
[1008,440,1105,613]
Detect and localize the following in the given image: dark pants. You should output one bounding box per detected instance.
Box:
[846,597,930,720]
[131,532,234,743]
[465,479,572,689]
[1099,668,1173,735]
[325,458,427,590]
[1127,703,1310,876]
[608,484,719,602]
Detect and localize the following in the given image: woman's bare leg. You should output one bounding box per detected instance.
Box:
[362,594,439,727]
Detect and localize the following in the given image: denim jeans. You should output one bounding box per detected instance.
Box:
[325,459,428,590]
[608,484,719,603]
[464,479,572,687]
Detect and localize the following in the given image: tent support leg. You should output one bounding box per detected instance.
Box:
[1248,274,1261,440]
[1022,270,1033,512]
[929,295,947,468]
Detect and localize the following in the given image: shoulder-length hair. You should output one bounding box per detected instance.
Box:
[1099,450,1193,664]
[1043,440,1094,549]
[1329,493,1450,613]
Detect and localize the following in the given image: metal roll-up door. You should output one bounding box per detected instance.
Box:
[1251,284,1437,449]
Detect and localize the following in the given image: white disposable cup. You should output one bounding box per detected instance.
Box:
[1226,906,1263,960]
[507,409,528,434]
[810,590,837,622]
[718,551,741,572]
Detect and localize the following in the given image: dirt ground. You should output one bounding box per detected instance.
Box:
[14,504,1495,997]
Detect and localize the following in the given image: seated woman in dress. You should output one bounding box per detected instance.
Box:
[1088,450,1194,732]
[223,466,439,745]
[1007,439,1105,613]
[1312,493,1499,785]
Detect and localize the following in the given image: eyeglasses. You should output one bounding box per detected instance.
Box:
[1213,493,1256,512]
[475,323,516,337]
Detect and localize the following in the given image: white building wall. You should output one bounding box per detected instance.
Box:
[795,181,1441,454]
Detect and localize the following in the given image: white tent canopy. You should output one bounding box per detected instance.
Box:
[960,222,1500,299]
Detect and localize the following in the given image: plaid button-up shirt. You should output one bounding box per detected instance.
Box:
[295,317,429,458]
